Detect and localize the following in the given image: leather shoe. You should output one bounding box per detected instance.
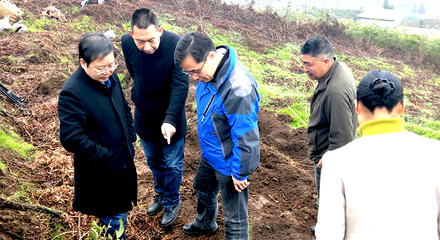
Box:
[183,221,217,235]
[160,201,181,228]
[147,193,164,216]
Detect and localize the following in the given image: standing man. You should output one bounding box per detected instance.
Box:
[300,36,357,235]
[58,32,138,239]
[121,8,189,228]
[174,32,260,239]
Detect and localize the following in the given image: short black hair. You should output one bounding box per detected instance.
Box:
[357,70,404,113]
[131,8,159,31]
[174,32,216,65]
[300,36,334,59]
[78,32,116,66]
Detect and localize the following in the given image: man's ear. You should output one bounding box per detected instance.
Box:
[79,58,87,70]
[129,30,133,37]
[205,51,215,62]
[157,26,164,37]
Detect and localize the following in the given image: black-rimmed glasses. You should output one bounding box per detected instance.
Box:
[182,57,207,76]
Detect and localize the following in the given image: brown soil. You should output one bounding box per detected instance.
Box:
[1,0,439,239]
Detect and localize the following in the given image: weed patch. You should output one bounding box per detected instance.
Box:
[0,129,34,158]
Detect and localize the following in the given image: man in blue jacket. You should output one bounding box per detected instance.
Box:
[58,32,137,239]
[121,8,189,228]
[174,32,260,239]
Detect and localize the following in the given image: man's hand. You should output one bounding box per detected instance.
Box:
[232,174,250,193]
[317,159,322,170]
[161,123,176,145]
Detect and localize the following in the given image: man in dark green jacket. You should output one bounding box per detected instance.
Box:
[300,36,357,235]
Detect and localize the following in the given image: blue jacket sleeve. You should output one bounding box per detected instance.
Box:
[223,75,260,180]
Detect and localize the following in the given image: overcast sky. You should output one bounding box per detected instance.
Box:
[223,0,440,17]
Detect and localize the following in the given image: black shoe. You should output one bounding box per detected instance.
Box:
[183,221,217,235]
[147,193,164,216]
[160,201,181,228]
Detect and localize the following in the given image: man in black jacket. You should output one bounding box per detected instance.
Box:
[121,8,189,228]
[58,33,138,239]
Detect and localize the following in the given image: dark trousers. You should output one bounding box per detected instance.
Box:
[193,156,249,240]
[314,162,321,208]
[141,137,185,207]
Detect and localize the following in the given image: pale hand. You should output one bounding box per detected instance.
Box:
[161,123,176,145]
[232,174,250,193]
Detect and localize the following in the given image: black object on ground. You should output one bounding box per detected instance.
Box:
[0,82,25,107]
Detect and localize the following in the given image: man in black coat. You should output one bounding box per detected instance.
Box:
[58,33,137,240]
[121,8,189,228]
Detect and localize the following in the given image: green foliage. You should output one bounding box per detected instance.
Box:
[9,182,35,204]
[347,56,395,72]
[71,6,80,14]
[23,17,52,32]
[345,21,440,69]
[69,15,97,33]
[160,13,186,35]
[26,52,37,61]
[5,55,19,64]
[118,73,128,89]
[88,219,124,239]
[0,158,6,174]
[403,115,440,140]
[277,103,309,128]
[399,63,415,79]
[434,77,440,86]
[0,129,34,158]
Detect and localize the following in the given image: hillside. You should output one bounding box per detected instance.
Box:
[0,0,439,239]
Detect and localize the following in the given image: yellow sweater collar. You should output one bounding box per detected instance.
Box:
[359,118,406,137]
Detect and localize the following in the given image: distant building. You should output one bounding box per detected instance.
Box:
[356,9,403,28]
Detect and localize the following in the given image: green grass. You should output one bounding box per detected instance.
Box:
[9,181,35,204]
[0,158,7,174]
[403,115,440,140]
[435,76,440,86]
[277,104,309,128]
[3,55,19,64]
[0,129,35,158]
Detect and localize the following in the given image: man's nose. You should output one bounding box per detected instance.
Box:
[191,74,199,81]
[143,44,151,51]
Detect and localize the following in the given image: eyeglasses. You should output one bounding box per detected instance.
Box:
[182,57,207,76]
[93,60,119,75]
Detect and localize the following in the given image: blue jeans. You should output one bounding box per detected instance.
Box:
[99,212,127,240]
[141,137,184,207]
[314,162,321,208]
[193,156,249,240]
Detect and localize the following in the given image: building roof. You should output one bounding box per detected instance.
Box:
[357,8,403,21]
